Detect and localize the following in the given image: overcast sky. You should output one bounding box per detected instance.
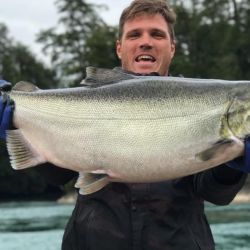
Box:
[0,0,132,63]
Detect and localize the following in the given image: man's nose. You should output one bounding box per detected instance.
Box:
[139,34,153,50]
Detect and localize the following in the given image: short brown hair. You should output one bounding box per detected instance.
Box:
[118,0,176,41]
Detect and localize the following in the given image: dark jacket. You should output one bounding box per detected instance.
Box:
[35,68,247,250]
[36,164,247,250]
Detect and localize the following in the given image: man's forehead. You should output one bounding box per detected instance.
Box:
[123,13,169,32]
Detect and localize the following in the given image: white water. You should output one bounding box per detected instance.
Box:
[0,201,250,250]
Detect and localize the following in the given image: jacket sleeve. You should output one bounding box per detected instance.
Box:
[35,163,78,186]
[193,164,247,205]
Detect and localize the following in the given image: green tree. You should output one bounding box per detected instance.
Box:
[170,0,250,80]
[0,23,61,200]
[37,0,119,86]
[0,23,58,88]
[84,25,119,69]
[2,44,59,88]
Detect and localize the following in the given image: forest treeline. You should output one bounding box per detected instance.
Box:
[0,0,250,199]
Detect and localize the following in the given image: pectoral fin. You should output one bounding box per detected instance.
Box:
[75,173,109,195]
[6,130,46,169]
[195,139,242,162]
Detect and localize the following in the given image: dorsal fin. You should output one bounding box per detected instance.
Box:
[13,81,40,92]
[80,67,135,87]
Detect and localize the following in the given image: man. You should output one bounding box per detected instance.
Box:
[0,1,249,249]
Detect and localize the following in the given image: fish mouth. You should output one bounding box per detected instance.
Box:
[135,55,156,63]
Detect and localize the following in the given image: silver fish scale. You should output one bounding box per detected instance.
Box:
[5,73,250,192]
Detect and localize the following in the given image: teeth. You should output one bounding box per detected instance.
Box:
[136,55,155,62]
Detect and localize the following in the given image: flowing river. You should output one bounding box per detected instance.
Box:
[0,201,250,250]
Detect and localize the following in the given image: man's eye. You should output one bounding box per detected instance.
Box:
[152,32,166,39]
[127,32,140,39]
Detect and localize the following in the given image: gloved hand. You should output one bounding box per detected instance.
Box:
[226,137,250,173]
[0,80,13,140]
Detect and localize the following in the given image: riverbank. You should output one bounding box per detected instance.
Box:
[1,201,250,250]
[57,192,77,204]
[57,175,250,204]
[233,177,250,203]
[233,190,250,203]
[57,188,250,204]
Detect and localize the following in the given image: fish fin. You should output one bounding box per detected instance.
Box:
[12,81,40,92]
[6,130,46,170]
[80,67,134,87]
[75,172,109,195]
[195,139,238,162]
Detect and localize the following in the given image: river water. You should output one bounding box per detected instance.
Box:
[0,201,250,250]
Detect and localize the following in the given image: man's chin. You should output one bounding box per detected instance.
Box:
[132,66,158,75]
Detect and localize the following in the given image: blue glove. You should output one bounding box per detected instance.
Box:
[0,80,13,140]
[226,137,250,173]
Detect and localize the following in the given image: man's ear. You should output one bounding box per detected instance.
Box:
[170,42,176,59]
[116,40,122,59]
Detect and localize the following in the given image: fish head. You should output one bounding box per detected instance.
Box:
[227,95,250,139]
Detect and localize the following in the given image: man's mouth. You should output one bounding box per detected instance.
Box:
[135,55,156,62]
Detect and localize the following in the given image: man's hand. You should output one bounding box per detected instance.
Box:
[0,80,13,140]
[227,137,250,173]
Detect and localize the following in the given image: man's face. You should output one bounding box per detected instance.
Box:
[116,13,175,76]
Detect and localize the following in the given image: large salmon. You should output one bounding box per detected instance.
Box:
[2,67,250,194]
